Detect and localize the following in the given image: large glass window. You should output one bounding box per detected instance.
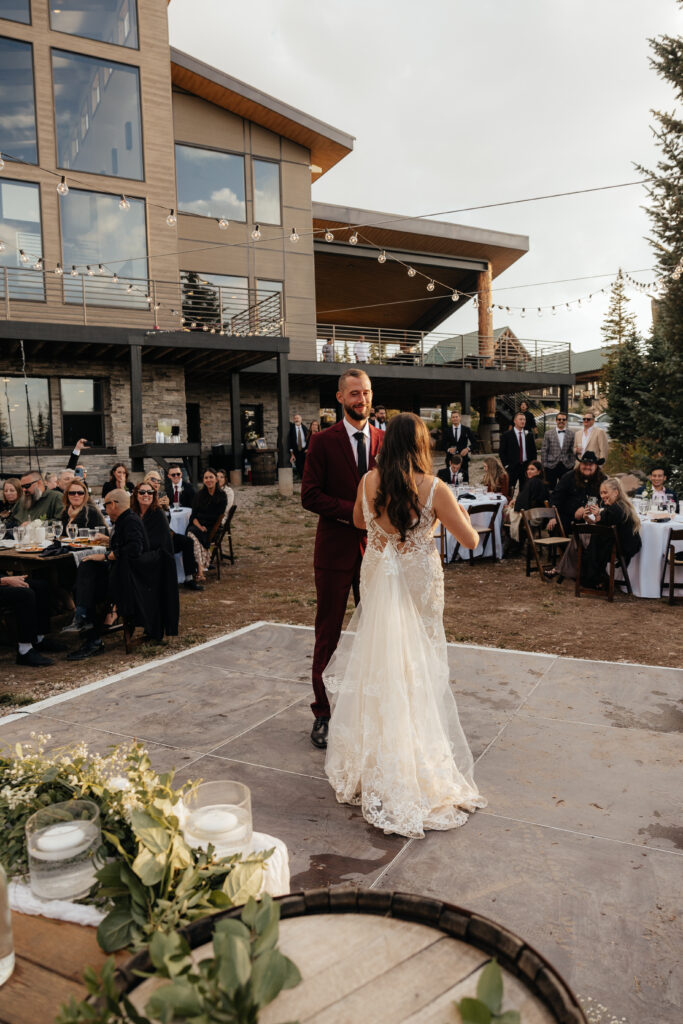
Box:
[0,376,52,448]
[60,378,105,447]
[175,145,245,221]
[49,0,138,48]
[0,1,30,25]
[253,160,281,225]
[0,178,44,300]
[59,188,147,306]
[52,48,143,179]
[181,271,249,330]
[0,37,37,164]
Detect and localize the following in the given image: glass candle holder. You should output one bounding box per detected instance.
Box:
[26,799,102,900]
[182,781,253,858]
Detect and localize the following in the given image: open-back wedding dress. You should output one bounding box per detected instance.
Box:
[324,476,486,839]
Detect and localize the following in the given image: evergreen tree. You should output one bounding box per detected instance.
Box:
[603,329,647,441]
[634,7,683,476]
[601,269,637,349]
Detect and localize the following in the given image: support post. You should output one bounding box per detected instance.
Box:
[460,382,472,425]
[276,351,292,495]
[441,403,450,445]
[477,264,496,451]
[229,371,242,486]
[560,384,569,416]
[129,343,143,471]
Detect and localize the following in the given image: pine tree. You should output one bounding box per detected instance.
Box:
[603,329,647,441]
[634,7,683,479]
[601,269,637,349]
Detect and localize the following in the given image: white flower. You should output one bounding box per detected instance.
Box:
[107,775,131,792]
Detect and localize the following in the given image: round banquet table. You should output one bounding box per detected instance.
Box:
[616,513,683,598]
[169,506,192,583]
[436,492,507,562]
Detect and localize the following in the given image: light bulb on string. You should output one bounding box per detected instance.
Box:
[86,265,93,276]
[71,265,78,277]
[349,232,358,245]
[426,280,435,292]
[19,249,29,264]
[251,224,261,240]
[166,209,177,226]
[0,153,5,171]
[407,266,416,277]
[378,250,386,264]
[119,195,130,210]
[145,294,152,304]
[537,308,543,318]
[551,306,557,316]
[289,227,299,243]
[473,297,479,309]
[34,257,43,271]
[324,228,334,242]
[54,262,63,276]
[587,293,592,303]
[127,283,134,293]
[112,273,118,284]
[451,291,459,302]
[520,308,526,318]
[98,264,105,274]
[566,303,572,312]
[190,321,197,328]
[0,239,5,253]
[506,306,511,313]
[57,175,69,196]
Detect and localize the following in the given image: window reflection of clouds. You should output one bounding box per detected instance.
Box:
[0,36,38,165]
[0,0,30,24]
[59,189,148,307]
[175,145,246,222]
[49,0,138,49]
[253,161,281,225]
[52,49,143,180]
[0,179,44,301]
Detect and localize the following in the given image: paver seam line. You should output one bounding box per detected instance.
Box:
[515,708,683,733]
[260,621,683,672]
[368,837,415,890]
[0,621,272,724]
[189,751,328,783]
[474,656,559,765]
[479,809,683,857]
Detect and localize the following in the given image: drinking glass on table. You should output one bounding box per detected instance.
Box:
[54,521,63,541]
[78,528,89,542]
[66,522,78,543]
[0,522,5,542]
[14,525,25,546]
[45,521,55,542]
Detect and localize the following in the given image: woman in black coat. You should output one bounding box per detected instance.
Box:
[581,477,642,589]
[131,481,173,554]
[128,481,178,638]
[506,460,548,545]
[61,478,108,533]
[187,468,227,583]
[102,463,133,498]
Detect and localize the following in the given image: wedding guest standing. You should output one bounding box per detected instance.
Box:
[374,406,388,431]
[102,463,133,499]
[519,400,537,435]
[541,412,576,489]
[288,414,308,478]
[187,468,227,584]
[443,410,476,483]
[301,368,384,750]
[307,420,321,442]
[573,409,608,463]
[499,411,537,496]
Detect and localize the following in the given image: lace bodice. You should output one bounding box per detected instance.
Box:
[362,475,439,556]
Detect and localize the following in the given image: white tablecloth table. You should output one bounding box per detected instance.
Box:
[170,506,192,583]
[436,492,507,562]
[616,514,683,598]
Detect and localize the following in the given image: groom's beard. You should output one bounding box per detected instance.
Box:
[342,400,370,426]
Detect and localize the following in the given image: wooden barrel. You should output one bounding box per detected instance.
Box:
[250,448,277,485]
[120,889,586,1023]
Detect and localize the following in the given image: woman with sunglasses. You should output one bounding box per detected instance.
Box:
[61,479,107,532]
[130,482,173,554]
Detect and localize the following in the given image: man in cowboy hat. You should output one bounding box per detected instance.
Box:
[549,450,606,534]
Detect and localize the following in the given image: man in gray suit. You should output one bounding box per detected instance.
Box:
[541,412,575,488]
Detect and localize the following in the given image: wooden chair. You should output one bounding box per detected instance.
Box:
[574,523,633,602]
[220,504,236,565]
[660,527,683,604]
[207,509,234,580]
[522,505,570,580]
[461,502,501,564]
[437,523,449,566]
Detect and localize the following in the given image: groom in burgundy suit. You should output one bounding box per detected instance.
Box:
[301,368,384,749]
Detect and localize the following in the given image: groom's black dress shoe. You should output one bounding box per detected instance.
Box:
[310,717,329,749]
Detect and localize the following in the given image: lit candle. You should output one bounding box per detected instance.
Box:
[32,822,90,860]
[193,807,239,836]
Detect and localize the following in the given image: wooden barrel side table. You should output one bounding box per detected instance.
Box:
[121,889,586,1024]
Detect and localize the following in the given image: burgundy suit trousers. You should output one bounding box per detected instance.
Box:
[311,560,362,718]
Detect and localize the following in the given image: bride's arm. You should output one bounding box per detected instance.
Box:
[352,469,376,529]
[432,479,479,549]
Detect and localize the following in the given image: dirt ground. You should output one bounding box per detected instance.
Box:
[1,483,681,713]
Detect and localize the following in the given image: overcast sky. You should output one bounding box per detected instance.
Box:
[168,0,681,352]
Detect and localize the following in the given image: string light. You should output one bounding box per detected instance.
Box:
[127,284,134,292]
[407,267,416,277]
[349,232,359,245]
[86,265,93,276]
[54,262,63,276]
[426,280,435,292]
[119,195,130,210]
[70,265,78,276]
[251,225,261,240]
[451,290,459,302]
[34,257,43,271]
[98,264,105,274]
[56,175,69,196]
[112,273,118,284]
[19,250,29,264]
[166,209,177,226]
[218,217,229,230]
[377,250,386,264]
[289,227,299,243]
[324,228,334,242]
[0,240,5,253]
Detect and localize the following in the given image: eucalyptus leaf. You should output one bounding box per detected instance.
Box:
[240,896,259,928]
[97,907,136,953]
[213,931,252,992]
[458,996,492,1024]
[477,959,503,1015]
[130,809,171,854]
[213,917,251,942]
[223,862,264,905]
[250,949,301,1007]
[148,930,191,977]
[494,1012,521,1024]
[132,846,166,886]
[145,978,204,1021]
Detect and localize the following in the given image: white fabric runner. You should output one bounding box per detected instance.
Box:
[10,831,290,927]
[616,514,683,598]
[170,507,192,583]
[437,493,507,562]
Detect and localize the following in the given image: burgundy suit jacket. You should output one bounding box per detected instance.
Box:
[301,419,384,571]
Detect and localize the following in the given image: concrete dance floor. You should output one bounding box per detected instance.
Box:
[1,622,681,1022]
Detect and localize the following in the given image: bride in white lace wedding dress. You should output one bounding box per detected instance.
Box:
[324,413,486,839]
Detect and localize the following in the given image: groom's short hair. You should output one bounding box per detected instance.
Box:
[338,367,371,391]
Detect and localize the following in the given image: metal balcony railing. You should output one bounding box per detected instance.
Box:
[316,324,572,374]
[0,267,283,337]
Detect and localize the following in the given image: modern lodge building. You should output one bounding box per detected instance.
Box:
[0,0,574,485]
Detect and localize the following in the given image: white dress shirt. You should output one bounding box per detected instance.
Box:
[579,428,592,455]
[556,429,566,446]
[343,417,370,467]
[515,428,527,462]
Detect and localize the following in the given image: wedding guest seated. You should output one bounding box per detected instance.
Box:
[505,460,549,552]
[44,472,58,490]
[437,453,464,486]
[143,470,164,495]
[634,465,679,512]
[102,463,133,499]
[216,469,235,516]
[307,420,321,440]
[187,468,227,584]
[580,478,642,590]
[481,456,509,498]
[545,451,607,581]
[61,478,108,532]
[55,469,75,494]
[131,482,173,554]
[164,465,195,509]
[14,470,64,523]
[0,478,21,529]
[0,574,65,666]
[130,482,179,632]
[157,468,203,591]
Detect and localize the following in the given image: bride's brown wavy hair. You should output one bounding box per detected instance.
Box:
[374,413,432,541]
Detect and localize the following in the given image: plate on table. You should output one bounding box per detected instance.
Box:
[649,513,672,522]
[16,545,46,553]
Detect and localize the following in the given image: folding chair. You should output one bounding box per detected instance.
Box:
[220,504,236,565]
[574,523,632,602]
[461,502,501,565]
[522,505,570,580]
[207,514,229,581]
[660,527,683,605]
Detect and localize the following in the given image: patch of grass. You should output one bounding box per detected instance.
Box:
[0,692,34,707]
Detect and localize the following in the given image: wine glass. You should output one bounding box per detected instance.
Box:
[45,521,55,543]
[66,522,78,543]
[54,521,63,541]
[14,524,26,547]
[0,521,6,542]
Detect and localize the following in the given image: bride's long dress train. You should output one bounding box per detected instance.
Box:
[323,478,486,839]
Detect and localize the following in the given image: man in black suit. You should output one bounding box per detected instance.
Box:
[437,453,464,485]
[164,465,195,508]
[288,414,307,478]
[162,465,200,591]
[500,411,538,495]
[443,410,476,482]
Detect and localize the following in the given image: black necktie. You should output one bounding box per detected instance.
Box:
[354,431,367,475]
